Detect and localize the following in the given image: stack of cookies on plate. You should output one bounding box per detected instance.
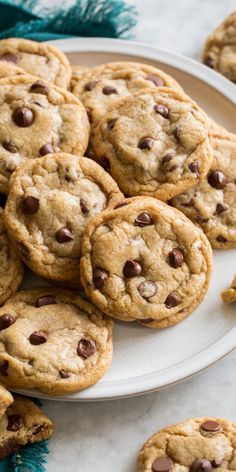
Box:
[0,36,234,420]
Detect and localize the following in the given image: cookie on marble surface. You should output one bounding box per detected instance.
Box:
[221,274,236,303]
[93,87,213,201]
[0,75,89,193]
[0,208,23,306]
[0,62,26,78]
[0,384,13,416]
[138,417,236,472]
[202,11,236,83]
[171,129,236,249]
[0,37,71,88]
[73,61,182,130]
[0,287,113,395]
[80,197,212,328]
[0,395,54,459]
[4,153,122,283]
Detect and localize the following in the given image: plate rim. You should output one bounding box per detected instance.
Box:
[21,37,235,402]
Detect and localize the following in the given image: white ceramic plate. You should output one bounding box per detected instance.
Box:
[16,38,236,402]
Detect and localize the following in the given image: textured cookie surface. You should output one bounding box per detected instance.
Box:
[0,384,13,416]
[138,417,236,472]
[221,274,236,303]
[73,61,182,128]
[4,153,122,282]
[93,88,213,201]
[81,197,212,327]
[0,38,71,88]
[171,129,236,249]
[0,395,54,459]
[0,75,89,193]
[202,11,236,83]
[0,287,113,395]
[0,62,26,78]
[0,208,23,305]
[70,65,90,92]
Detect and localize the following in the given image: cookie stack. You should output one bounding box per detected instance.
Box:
[0,36,233,404]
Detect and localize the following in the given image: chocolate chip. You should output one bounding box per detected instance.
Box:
[21,196,39,214]
[124,260,142,278]
[30,80,49,94]
[189,161,199,173]
[0,193,7,209]
[2,141,17,153]
[168,249,184,268]
[211,460,223,468]
[0,53,18,63]
[35,295,55,307]
[138,137,154,150]
[59,370,70,378]
[18,242,29,258]
[39,143,54,156]
[80,199,89,214]
[182,198,194,207]
[12,107,34,127]
[146,75,164,87]
[93,268,108,288]
[0,360,8,376]
[165,292,180,308]
[0,314,15,331]
[204,56,214,68]
[114,201,128,209]
[138,281,157,299]
[102,85,117,95]
[102,158,110,172]
[214,203,228,215]
[139,318,154,323]
[135,212,153,227]
[56,227,74,243]
[152,457,173,472]
[201,420,221,433]
[208,171,226,189]
[173,126,181,140]
[77,338,97,358]
[84,81,98,91]
[107,118,117,129]
[154,104,169,118]
[162,152,174,164]
[190,459,212,472]
[7,415,23,432]
[216,235,227,243]
[29,331,47,345]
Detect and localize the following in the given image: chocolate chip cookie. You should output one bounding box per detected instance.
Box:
[0,62,26,78]
[80,197,212,327]
[221,274,236,303]
[4,153,122,283]
[0,287,113,395]
[0,384,13,416]
[138,417,236,472]
[0,38,71,88]
[202,11,236,83]
[0,208,23,305]
[70,65,90,92]
[0,395,54,459]
[0,75,89,193]
[93,88,213,201]
[171,129,236,249]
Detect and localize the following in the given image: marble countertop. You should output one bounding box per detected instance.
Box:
[43,1,236,470]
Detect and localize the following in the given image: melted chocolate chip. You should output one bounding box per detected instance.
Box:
[135,212,153,227]
[2,141,18,153]
[189,161,199,174]
[214,203,228,215]
[190,459,212,472]
[211,460,223,468]
[139,318,154,323]
[208,171,226,189]
[18,242,29,258]
[107,118,117,129]
[0,193,7,208]
[138,281,157,299]
[152,457,173,472]
[7,415,23,432]
[0,314,15,331]
[173,126,181,140]
[35,294,55,307]
[162,152,174,164]
[56,227,74,243]
[114,201,128,209]
[102,158,110,172]
[77,338,97,358]
[30,80,49,94]
[124,260,142,278]
[59,370,70,378]
[146,75,164,87]
[168,249,184,268]
[102,85,117,95]
[0,360,8,376]
[0,53,18,63]
[39,143,54,156]
[154,104,169,118]
[0,439,20,459]
[80,199,89,214]
[138,137,154,150]
[201,420,221,433]
[21,196,39,214]
[165,292,180,308]
[93,268,108,289]
[29,331,47,345]
[84,81,98,91]
[204,56,214,68]
[182,198,194,207]
[12,107,34,127]
[216,235,227,243]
